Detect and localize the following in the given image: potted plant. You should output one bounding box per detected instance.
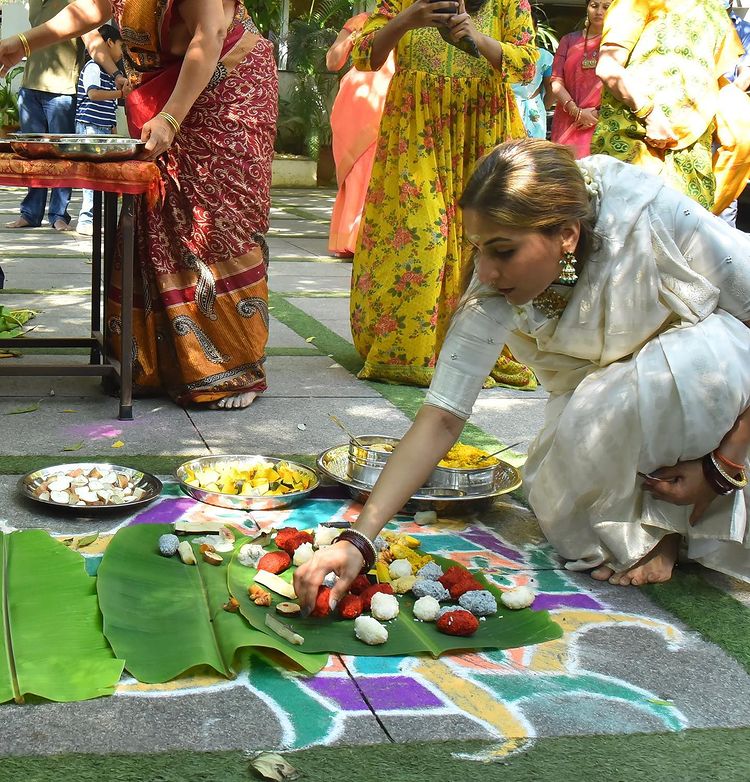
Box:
[0,66,23,137]
[285,0,353,184]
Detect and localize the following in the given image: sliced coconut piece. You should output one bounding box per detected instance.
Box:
[50,490,70,504]
[264,613,304,645]
[78,490,99,504]
[70,476,88,487]
[178,541,197,565]
[48,477,71,492]
[253,570,297,599]
[38,491,50,502]
[100,472,117,485]
[88,468,103,479]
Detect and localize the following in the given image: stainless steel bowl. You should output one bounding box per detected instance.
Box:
[175,455,319,512]
[10,134,146,162]
[318,444,522,516]
[426,462,500,492]
[19,463,162,513]
[347,435,400,485]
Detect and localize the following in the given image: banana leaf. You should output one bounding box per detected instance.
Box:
[96,525,328,683]
[228,550,563,657]
[0,530,124,704]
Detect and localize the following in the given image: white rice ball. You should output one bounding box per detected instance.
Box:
[413,510,437,526]
[237,543,265,568]
[314,525,340,548]
[370,592,400,621]
[292,541,314,566]
[412,595,440,622]
[500,585,536,610]
[354,615,389,645]
[388,558,412,580]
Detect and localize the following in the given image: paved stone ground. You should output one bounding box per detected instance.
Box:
[1,184,749,759]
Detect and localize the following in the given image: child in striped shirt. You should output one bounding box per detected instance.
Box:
[75,24,129,236]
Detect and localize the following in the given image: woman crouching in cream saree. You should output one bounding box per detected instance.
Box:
[0,0,277,409]
[293,139,750,610]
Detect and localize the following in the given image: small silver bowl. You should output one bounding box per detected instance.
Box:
[425,461,500,492]
[347,435,400,486]
[175,455,319,511]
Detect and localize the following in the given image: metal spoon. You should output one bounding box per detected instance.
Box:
[483,441,524,460]
[329,414,366,448]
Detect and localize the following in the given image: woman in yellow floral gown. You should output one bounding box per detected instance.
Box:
[350,0,537,387]
[592,0,742,209]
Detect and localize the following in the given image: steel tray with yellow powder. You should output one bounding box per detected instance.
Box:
[175,455,319,511]
[317,444,521,515]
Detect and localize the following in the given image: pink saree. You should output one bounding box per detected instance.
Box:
[108,0,277,405]
[550,31,603,159]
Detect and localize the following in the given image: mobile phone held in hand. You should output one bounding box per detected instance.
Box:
[428,0,459,14]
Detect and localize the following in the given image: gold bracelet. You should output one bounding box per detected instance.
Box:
[17,32,31,59]
[158,111,180,134]
[710,452,748,489]
[633,100,654,120]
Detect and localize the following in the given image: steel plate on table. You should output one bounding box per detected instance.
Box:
[10,134,146,161]
[317,444,522,516]
[175,455,319,512]
[19,463,162,513]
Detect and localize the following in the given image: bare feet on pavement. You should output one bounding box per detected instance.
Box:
[6,217,32,228]
[52,218,73,232]
[590,533,680,586]
[209,391,258,410]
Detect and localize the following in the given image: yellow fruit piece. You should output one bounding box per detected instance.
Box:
[375,562,391,583]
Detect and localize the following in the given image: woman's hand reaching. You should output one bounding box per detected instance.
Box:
[293,540,365,615]
[641,459,718,526]
[141,114,176,159]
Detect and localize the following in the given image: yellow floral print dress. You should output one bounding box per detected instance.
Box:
[350,0,538,388]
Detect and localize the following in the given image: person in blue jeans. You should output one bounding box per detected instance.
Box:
[6,0,83,232]
[74,24,127,236]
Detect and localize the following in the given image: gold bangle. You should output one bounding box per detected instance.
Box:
[17,32,31,59]
[710,452,748,489]
[633,100,654,120]
[158,110,180,134]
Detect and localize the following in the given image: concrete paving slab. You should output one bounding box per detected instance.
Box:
[469,396,547,454]
[267,236,320,260]
[268,317,313,349]
[286,298,354,343]
[0,253,91,277]
[285,237,335,257]
[269,274,351,295]
[263,355,379,398]
[0,681,387,756]
[0,396,203,455]
[188,395,412,454]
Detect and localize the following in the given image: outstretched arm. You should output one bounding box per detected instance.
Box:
[293,404,465,613]
[0,0,111,74]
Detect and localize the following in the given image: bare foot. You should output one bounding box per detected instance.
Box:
[6,217,32,229]
[52,218,73,232]
[591,565,614,581]
[606,534,680,586]
[209,391,258,410]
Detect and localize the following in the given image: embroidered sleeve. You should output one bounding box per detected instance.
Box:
[497,0,539,85]
[424,298,508,420]
[671,199,750,322]
[352,0,402,71]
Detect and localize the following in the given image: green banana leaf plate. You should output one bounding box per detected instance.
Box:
[96,524,329,682]
[228,546,563,657]
[1,530,124,704]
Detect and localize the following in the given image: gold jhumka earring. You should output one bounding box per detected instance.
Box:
[558,251,578,284]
